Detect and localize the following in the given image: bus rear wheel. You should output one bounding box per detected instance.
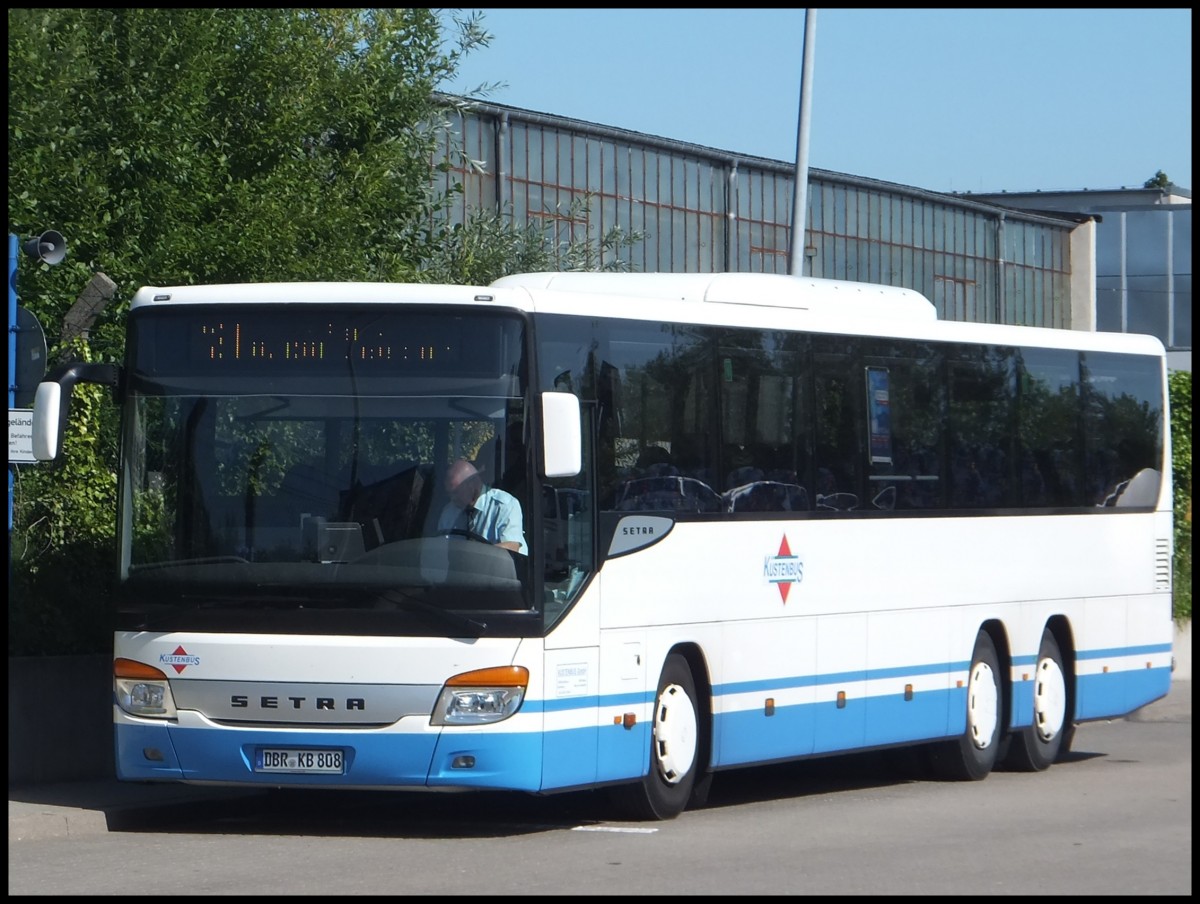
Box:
[928,630,1003,781]
[1003,629,1068,771]
[609,653,700,820]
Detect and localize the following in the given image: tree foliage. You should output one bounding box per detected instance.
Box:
[420,194,643,285]
[1169,369,1191,621]
[9,9,485,350]
[8,8,645,654]
[1143,170,1172,190]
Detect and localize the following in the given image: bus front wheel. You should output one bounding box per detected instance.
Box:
[609,653,700,820]
[1003,629,1068,771]
[928,630,1003,781]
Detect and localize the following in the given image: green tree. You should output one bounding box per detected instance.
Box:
[1143,170,1172,190]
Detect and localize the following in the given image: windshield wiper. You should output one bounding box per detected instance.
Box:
[117,593,297,630]
[374,588,488,636]
[129,556,251,573]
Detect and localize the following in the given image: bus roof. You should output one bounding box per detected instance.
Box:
[493,271,1166,358]
[127,276,1167,359]
[492,271,938,322]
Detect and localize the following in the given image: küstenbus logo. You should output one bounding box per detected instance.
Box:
[763,535,803,603]
[159,646,201,674]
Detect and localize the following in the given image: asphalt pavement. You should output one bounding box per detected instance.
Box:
[9,680,1191,842]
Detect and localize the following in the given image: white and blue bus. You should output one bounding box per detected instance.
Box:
[32,272,1174,819]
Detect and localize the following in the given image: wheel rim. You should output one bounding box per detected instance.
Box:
[1033,656,1067,741]
[653,683,698,784]
[967,660,999,750]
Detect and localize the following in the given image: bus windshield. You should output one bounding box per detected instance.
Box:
[118,305,537,637]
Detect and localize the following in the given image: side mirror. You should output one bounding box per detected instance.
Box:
[32,381,63,461]
[30,363,121,462]
[541,392,581,478]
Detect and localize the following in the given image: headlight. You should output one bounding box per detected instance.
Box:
[431,666,528,725]
[114,658,178,719]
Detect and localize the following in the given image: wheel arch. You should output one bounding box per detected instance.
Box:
[1044,614,1078,726]
[665,642,713,776]
[993,614,1077,740]
[979,618,1014,730]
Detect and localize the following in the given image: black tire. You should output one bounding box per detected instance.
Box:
[1058,721,1077,757]
[1003,629,1069,772]
[609,654,701,820]
[688,763,714,811]
[928,631,1003,781]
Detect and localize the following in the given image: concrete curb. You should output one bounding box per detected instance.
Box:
[8,802,110,842]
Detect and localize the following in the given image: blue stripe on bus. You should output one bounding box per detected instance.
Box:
[1076,643,1172,660]
[710,666,1171,768]
[714,688,952,765]
[1011,679,1035,728]
[715,660,969,697]
[509,690,651,712]
[543,693,613,712]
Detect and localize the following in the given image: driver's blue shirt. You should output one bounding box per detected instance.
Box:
[438,486,528,555]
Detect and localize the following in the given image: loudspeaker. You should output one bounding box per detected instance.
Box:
[22,230,66,265]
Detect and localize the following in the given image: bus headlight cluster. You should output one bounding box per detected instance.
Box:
[114,658,178,719]
[431,666,529,726]
[115,677,178,718]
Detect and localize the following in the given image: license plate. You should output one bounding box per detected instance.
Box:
[255,748,344,774]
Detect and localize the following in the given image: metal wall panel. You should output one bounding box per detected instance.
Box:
[432,101,1077,329]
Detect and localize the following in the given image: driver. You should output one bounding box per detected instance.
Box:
[437,458,527,555]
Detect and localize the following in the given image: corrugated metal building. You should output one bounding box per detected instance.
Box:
[432,98,1092,333]
[432,98,1192,374]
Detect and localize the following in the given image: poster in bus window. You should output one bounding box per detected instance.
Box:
[866,366,892,465]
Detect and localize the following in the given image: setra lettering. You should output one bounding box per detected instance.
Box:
[228,695,367,711]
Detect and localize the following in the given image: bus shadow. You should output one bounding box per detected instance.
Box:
[111,785,619,838]
[701,742,1107,812]
[701,746,931,812]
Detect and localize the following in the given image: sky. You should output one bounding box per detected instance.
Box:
[444,8,1192,195]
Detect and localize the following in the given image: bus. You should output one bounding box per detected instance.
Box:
[31,272,1174,820]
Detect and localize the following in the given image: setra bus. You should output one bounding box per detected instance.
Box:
[31,272,1174,819]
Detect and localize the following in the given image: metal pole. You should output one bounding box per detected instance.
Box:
[9,234,17,541]
[789,9,818,276]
